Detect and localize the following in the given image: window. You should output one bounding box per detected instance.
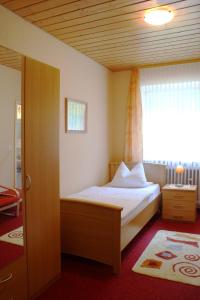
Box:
[141,80,200,162]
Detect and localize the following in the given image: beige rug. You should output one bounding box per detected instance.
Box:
[0,226,23,246]
[132,230,200,286]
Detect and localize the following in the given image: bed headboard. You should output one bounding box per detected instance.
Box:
[109,162,166,187]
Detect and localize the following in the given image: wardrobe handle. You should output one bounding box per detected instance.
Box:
[26,174,32,191]
[0,273,13,284]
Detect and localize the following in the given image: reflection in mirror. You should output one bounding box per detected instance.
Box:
[0,45,24,269]
[15,102,21,188]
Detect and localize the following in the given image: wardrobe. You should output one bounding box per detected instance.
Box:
[0,53,60,299]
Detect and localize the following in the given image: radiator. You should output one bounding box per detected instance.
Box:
[166,166,200,206]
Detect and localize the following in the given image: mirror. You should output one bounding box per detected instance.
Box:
[0,45,24,269]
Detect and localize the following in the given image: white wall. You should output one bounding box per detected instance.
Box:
[0,64,21,186]
[110,70,131,161]
[0,5,111,196]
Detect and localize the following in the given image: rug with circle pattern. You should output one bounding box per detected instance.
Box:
[0,226,23,246]
[132,230,200,286]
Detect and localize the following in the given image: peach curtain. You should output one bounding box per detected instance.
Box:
[124,68,143,162]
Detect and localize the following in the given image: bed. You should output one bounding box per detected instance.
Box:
[0,186,21,216]
[60,162,166,273]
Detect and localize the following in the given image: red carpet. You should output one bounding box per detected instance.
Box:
[0,212,23,268]
[37,212,200,300]
[0,212,22,236]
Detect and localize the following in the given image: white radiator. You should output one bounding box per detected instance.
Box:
[166,166,200,206]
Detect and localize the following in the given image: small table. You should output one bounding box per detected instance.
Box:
[162,184,197,222]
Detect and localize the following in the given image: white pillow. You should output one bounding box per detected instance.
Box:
[109,162,151,188]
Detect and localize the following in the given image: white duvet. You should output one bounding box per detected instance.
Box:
[65,184,160,226]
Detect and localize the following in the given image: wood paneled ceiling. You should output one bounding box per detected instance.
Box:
[0,45,21,70]
[1,0,200,71]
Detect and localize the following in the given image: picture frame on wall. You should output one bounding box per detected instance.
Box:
[65,98,87,133]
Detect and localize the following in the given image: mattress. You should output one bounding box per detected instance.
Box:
[65,184,160,226]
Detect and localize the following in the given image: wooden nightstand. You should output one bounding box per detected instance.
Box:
[162,184,197,222]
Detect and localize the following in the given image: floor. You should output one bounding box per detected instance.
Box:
[38,213,200,300]
[0,211,23,268]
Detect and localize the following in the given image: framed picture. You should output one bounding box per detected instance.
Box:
[65,98,87,133]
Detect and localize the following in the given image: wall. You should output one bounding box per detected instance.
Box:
[110,70,131,161]
[0,5,111,196]
[0,64,21,186]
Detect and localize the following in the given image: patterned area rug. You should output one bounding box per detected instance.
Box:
[132,230,200,286]
[0,226,23,246]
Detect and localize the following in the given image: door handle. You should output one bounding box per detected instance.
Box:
[0,273,13,284]
[25,174,32,191]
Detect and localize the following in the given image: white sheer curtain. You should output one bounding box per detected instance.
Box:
[140,62,200,164]
[140,63,200,205]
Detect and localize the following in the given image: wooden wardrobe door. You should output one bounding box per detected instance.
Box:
[23,57,60,298]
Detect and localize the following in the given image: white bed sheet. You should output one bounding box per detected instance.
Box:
[66,184,160,226]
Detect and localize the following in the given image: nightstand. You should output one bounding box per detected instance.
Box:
[162,184,197,222]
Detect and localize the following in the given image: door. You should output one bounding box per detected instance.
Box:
[23,57,60,298]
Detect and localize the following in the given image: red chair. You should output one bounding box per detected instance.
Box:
[0,185,22,217]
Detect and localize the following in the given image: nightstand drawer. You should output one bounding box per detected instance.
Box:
[163,208,196,222]
[162,199,195,211]
[162,184,197,222]
[162,191,195,202]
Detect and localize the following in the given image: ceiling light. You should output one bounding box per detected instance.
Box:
[144,7,174,26]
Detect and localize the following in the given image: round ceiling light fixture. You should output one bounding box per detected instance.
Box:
[144,7,174,26]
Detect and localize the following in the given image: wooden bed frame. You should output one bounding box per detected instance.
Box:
[60,162,166,274]
[0,187,21,217]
